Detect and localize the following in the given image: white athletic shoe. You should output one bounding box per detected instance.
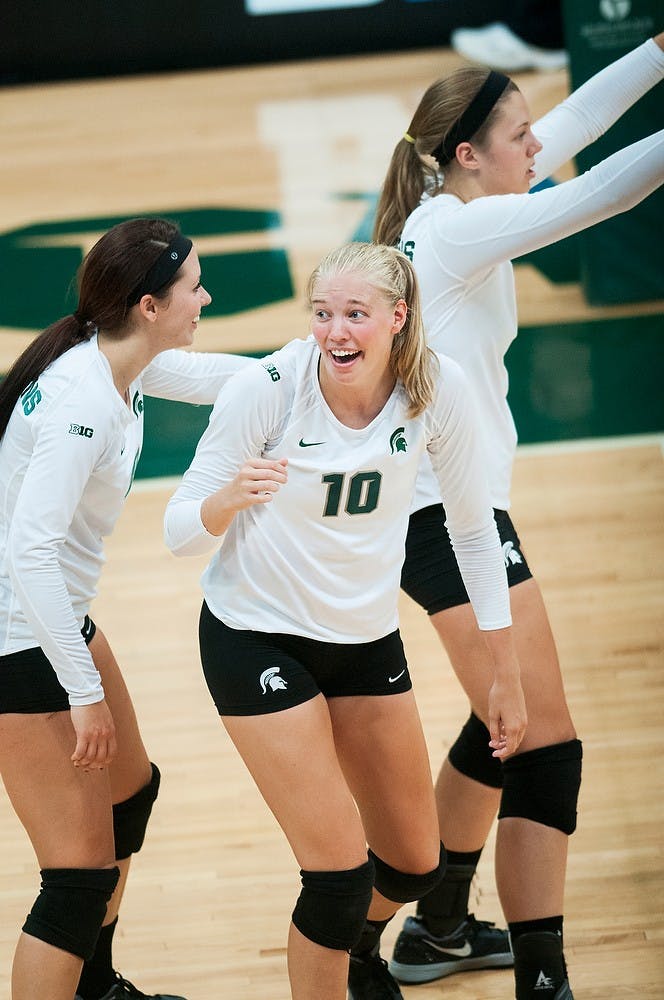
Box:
[450,23,568,73]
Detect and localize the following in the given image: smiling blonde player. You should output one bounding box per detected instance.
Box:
[165,241,527,1000]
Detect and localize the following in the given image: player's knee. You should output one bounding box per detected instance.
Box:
[113,761,160,860]
[22,866,120,959]
[499,739,583,834]
[292,859,375,951]
[369,843,445,904]
[448,712,503,789]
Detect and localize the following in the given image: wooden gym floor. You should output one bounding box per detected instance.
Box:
[0,43,662,999]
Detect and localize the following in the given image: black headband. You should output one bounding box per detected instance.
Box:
[432,70,510,167]
[129,234,193,304]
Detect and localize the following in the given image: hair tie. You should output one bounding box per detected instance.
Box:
[403,132,416,144]
[431,70,510,166]
[73,311,90,328]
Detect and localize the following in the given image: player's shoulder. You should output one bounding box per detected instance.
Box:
[257,336,314,383]
[432,350,467,388]
[32,339,115,417]
[225,336,314,400]
[427,351,472,415]
[210,337,313,423]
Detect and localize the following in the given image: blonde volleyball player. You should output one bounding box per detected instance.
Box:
[165,241,527,1000]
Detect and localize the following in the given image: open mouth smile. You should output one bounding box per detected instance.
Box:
[330,348,361,365]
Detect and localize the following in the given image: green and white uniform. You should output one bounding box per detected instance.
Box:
[164,337,511,642]
[0,335,250,705]
[405,38,664,513]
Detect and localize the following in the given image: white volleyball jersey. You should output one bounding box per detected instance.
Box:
[165,337,511,642]
[0,336,252,705]
[404,38,664,511]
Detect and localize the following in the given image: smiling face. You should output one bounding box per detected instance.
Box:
[151,249,212,349]
[473,90,543,194]
[310,271,407,415]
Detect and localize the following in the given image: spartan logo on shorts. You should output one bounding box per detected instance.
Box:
[259,666,288,694]
[502,540,523,567]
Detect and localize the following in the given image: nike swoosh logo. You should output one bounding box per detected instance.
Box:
[388,669,406,683]
[423,940,473,958]
[299,439,325,447]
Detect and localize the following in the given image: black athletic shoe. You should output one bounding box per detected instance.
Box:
[389,913,513,984]
[75,972,187,1000]
[348,952,404,999]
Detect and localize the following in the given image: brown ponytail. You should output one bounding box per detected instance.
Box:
[373,67,517,247]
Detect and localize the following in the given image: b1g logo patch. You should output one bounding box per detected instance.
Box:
[262,363,281,382]
[69,424,94,438]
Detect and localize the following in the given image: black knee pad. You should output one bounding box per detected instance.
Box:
[499,739,583,834]
[113,761,160,860]
[22,866,120,960]
[448,713,503,789]
[292,859,375,951]
[368,843,446,904]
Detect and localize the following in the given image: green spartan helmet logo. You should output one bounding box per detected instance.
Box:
[390,427,407,454]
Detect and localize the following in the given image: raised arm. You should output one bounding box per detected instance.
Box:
[431,128,664,277]
[533,34,664,181]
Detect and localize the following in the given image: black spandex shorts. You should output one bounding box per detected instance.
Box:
[199,601,412,717]
[401,505,532,616]
[0,616,97,714]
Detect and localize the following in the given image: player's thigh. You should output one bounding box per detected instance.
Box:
[432,578,575,749]
[329,691,439,870]
[508,578,576,749]
[0,710,114,868]
[88,626,151,802]
[222,694,367,872]
[430,600,496,712]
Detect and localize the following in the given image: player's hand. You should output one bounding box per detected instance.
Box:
[201,458,288,537]
[487,676,527,758]
[70,700,117,770]
[225,457,288,510]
